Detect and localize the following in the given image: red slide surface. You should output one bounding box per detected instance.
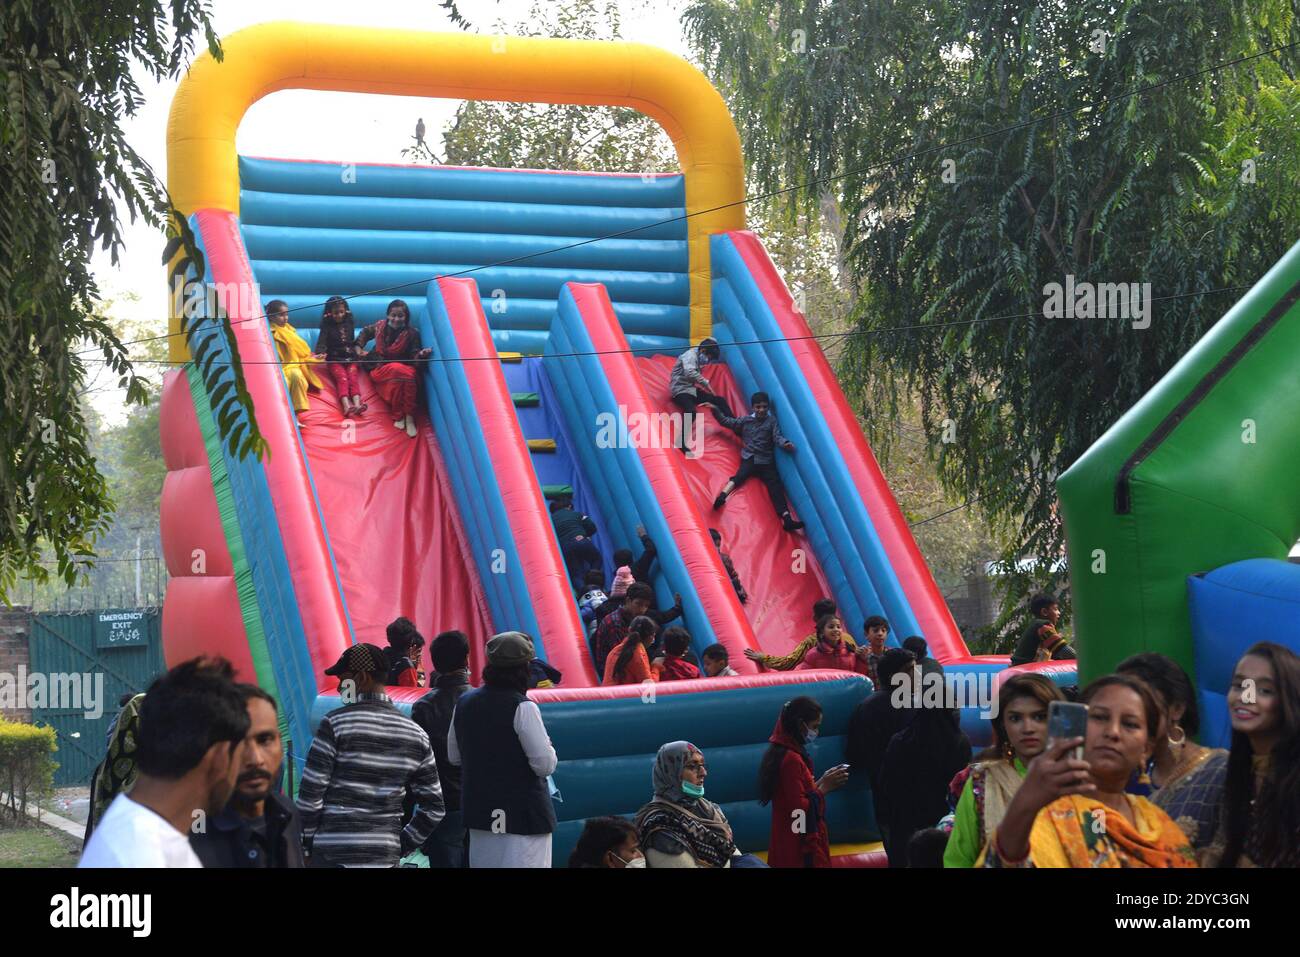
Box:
[636,356,831,654]
[296,374,494,675]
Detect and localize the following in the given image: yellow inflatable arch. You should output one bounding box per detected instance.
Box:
[166,20,746,360]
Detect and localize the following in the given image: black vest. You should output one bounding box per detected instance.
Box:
[454,686,556,836]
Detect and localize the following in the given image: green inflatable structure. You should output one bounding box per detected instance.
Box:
[1058,238,1300,683]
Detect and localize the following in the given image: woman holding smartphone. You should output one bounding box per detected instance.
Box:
[758,696,848,867]
[944,674,1064,867]
[979,674,1197,867]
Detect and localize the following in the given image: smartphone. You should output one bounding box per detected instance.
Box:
[1047,701,1088,761]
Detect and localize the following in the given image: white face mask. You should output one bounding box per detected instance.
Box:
[618,855,647,869]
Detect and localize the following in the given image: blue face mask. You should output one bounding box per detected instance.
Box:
[681,780,705,799]
[804,727,819,743]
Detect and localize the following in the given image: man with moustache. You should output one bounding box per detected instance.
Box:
[190,685,305,868]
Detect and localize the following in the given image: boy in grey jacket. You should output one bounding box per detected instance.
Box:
[710,392,805,532]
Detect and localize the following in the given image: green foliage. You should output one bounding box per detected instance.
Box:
[0,719,58,826]
[0,1,263,603]
[165,221,266,462]
[685,0,1300,613]
[407,0,676,173]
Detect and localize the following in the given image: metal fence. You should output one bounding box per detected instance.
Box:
[21,555,167,614]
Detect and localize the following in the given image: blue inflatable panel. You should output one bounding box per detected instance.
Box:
[542,674,876,866]
[241,225,688,273]
[503,356,616,621]
[1188,558,1300,748]
[237,157,690,354]
[240,156,686,207]
[240,190,688,240]
[249,259,688,305]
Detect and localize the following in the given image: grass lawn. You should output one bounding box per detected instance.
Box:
[0,824,82,868]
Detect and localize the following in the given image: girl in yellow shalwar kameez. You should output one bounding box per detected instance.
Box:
[267,299,323,414]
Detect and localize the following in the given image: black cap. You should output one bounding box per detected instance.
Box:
[324,643,389,678]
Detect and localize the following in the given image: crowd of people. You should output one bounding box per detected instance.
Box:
[75,585,1300,870]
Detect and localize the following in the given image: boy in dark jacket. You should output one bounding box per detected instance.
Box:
[550,498,600,589]
[710,392,805,532]
[410,631,472,868]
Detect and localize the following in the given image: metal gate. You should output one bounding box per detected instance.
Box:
[28,609,165,787]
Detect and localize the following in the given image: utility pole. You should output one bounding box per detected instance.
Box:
[133,526,143,608]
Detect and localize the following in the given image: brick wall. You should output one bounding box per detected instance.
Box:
[0,606,32,723]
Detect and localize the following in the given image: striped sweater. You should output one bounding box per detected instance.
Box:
[297,693,444,867]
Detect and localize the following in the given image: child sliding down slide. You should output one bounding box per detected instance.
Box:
[315,295,366,418]
[710,392,805,532]
[357,298,432,438]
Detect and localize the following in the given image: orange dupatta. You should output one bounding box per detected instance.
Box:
[1033,794,1198,868]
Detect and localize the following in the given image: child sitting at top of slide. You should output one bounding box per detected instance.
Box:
[315,295,366,418]
[710,392,805,533]
[355,298,432,438]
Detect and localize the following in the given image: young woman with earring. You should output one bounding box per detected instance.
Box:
[1116,653,1228,861]
[943,674,1064,867]
[1208,642,1300,867]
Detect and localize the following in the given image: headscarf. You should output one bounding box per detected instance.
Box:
[768,714,813,772]
[636,741,735,868]
[376,318,418,360]
[652,740,699,804]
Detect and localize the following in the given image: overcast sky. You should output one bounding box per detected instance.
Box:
[90,0,689,422]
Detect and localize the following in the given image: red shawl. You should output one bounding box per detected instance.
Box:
[765,718,831,868]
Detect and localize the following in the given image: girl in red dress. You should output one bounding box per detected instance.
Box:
[758,696,849,867]
[357,299,431,437]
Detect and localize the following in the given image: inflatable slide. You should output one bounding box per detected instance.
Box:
[161,22,1073,865]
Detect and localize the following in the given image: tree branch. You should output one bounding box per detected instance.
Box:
[1017,184,1064,266]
